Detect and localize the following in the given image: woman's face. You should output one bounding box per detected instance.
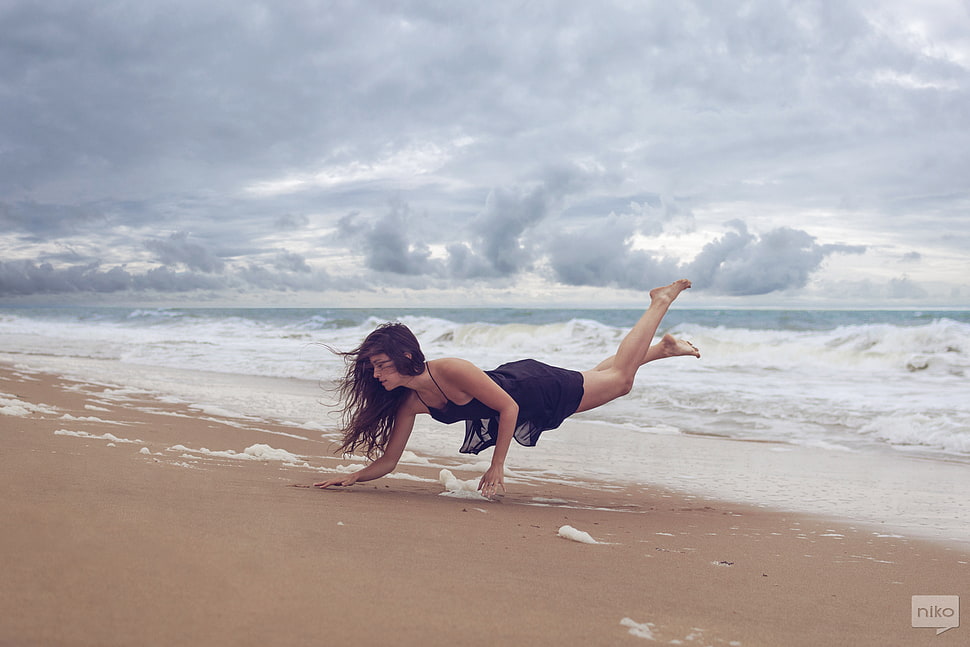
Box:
[368,353,403,390]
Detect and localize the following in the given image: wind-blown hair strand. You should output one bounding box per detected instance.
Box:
[333,323,425,458]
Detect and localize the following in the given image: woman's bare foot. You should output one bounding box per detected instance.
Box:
[659,333,701,358]
[649,279,692,305]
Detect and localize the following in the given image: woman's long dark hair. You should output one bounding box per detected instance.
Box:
[333,323,426,458]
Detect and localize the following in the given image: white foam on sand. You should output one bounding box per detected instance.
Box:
[304,461,435,483]
[333,463,366,473]
[248,428,311,441]
[438,469,489,501]
[618,620,742,645]
[55,430,143,444]
[519,498,643,514]
[188,403,260,420]
[167,443,303,463]
[619,617,656,640]
[385,472,437,483]
[59,413,133,426]
[1,393,59,417]
[557,525,601,544]
[90,386,156,402]
[9,369,40,382]
[399,450,433,465]
[242,444,303,461]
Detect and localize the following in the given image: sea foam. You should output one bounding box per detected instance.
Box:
[1,393,58,417]
[167,443,303,463]
[557,525,600,544]
[54,430,143,443]
[438,469,488,500]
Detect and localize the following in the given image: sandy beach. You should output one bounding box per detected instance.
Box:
[1,361,967,646]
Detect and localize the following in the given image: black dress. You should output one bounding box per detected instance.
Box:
[418,359,585,454]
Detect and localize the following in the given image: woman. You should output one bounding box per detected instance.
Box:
[314,279,699,497]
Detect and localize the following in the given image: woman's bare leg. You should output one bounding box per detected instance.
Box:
[577,279,697,412]
[643,334,700,363]
[591,334,700,371]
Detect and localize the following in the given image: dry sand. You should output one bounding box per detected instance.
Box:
[1,362,967,646]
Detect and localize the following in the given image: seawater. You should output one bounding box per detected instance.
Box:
[1,305,968,461]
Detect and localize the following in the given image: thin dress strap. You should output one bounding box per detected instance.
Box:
[414,364,449,410]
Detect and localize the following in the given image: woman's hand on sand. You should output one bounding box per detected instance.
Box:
[478,465,506,498]
[314,473,360,489]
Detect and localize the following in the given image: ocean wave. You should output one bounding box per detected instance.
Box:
[126,308,187,320]
[2,306,967,460]
[675,318,969,376]
[2,308,968,374]
[858,411,970,456]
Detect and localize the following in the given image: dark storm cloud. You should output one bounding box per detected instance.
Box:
[686,221,866,296]
[548,218,866,295]
[0,260,218,296]
[144,232,225,273]
[444,241,495,280]
[340,168,594,280]
[474,186,548,275]
[271,251,312,273]
[0,257,330,297]
[475,179,571,275]
[133,267,228,292]
[1,225,327,297]
[236,262,329,291]
[446,165,596,278]
[332,172,870,296]
[442,184,555,279]
[345,201,439,276]
[547,215,681,290]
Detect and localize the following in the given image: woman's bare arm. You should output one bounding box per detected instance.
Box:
[433,358,518,497]
[314,400,418,489]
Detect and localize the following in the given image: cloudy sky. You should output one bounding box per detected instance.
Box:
[2,0,968,308]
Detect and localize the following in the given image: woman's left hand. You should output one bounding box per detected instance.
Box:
[478,464,506,498]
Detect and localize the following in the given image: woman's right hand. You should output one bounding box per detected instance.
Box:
[314,472,361,489]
